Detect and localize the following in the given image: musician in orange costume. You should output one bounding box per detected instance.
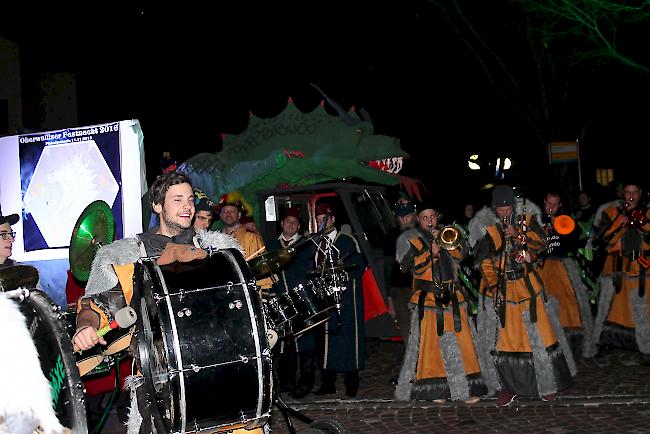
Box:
[218,198,273,296]
[536,191,595,359]
[394,203,487,404]
[473,186,576,407]
[592,180,650,358]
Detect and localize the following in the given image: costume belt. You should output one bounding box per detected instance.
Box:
[609,250,649,295]
[414,279,462,336]
[503,263,531,281]
[480,269,546,325]
[635,250,650,297]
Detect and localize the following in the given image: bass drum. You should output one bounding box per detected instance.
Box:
[17,290,88,433]
[135,248,272,434]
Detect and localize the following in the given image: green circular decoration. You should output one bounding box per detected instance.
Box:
[69,200,114,282]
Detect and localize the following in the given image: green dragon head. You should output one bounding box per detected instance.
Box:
[179,87,410,221]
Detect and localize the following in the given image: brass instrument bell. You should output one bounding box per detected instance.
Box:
[437,224,464,250]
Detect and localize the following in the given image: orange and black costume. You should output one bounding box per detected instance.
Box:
[537,220,595,359]
[474,214,576,397]
[395,227,487,401]
[592,204,650,354]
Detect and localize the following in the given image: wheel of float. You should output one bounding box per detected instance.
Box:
[310,417,348,434]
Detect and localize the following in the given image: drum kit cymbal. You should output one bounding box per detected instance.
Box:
[247,246,297,278]
[69,200,115,282]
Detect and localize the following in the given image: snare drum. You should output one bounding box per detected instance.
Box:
[263,291,298,331]
[134,248,272,434]
[16,290,88,433]
[287,281,335,337]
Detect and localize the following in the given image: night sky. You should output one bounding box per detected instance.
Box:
[4,1,649,218]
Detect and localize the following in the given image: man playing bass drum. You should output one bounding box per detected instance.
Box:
[72,172,263,434]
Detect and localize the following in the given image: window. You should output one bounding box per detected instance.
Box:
[596,169,614,186]
[350,190,395,249]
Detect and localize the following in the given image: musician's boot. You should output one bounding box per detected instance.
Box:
[344,370,359,397]
[291,350,315,398]
[313,369,337,395]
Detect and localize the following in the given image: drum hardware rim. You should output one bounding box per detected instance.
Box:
[138,288,175,397]
[151,263,189,434]
[20,290,89,432]
[165,281,249,298]
[138,251,273,431]
[221,250,266,422]
[166,355,262,376]
[169,410,273,434]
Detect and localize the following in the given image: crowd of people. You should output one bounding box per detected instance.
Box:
[386,179,649,407]
[0,172,648,433]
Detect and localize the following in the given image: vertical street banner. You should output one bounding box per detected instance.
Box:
[0,120,145,307]
[19,123,123,251]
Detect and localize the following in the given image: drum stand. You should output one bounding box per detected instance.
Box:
[275,394,314,434]
[273,367,350,434]
[270,331,313,434]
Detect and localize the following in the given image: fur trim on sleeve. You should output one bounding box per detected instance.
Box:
[396,228,419,263]
[468,206,498,248]
[593,200,621,229]
[194,229,244,254]
[85,238,141,296]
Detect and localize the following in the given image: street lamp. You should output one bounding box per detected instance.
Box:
[495,157,512,178]
[468,154,480,170]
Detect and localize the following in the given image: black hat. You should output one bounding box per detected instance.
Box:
[491,185,516,208]
[416,201,443,221]
[394,201,416,217]
[0,204,19,226]
[194,189,216,213]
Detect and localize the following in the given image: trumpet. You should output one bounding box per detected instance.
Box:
[437,224,465,250]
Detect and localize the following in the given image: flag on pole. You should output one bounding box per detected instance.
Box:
[549,141,578,163]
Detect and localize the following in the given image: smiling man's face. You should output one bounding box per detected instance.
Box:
[154,183,195,236]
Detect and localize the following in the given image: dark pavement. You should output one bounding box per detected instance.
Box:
[101,339,650,433]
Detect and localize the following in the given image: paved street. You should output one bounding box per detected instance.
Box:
[101,339,650,433]
[268,340,650,433]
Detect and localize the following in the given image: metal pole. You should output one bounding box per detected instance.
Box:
[576,138,583,191]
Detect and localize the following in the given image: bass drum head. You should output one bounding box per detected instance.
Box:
[18,290,88,433]
[135,249,272,433]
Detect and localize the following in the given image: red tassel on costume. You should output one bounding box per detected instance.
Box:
[361,267,388,321]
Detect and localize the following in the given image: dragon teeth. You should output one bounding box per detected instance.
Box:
[370,157,403,174]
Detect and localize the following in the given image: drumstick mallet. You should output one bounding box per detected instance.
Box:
[74,306,137,352]
[246,246,266,261]
[97,306,138,336]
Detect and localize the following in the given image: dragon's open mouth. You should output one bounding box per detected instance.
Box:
[367,157,404,174]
